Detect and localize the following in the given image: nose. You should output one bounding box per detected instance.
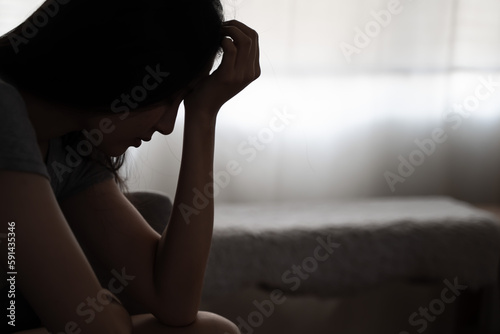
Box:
[154,98,183,135]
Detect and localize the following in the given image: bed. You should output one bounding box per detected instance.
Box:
[125,193,500,332]
[202,196,500,299]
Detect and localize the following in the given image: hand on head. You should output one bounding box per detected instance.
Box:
[183,20,261,115]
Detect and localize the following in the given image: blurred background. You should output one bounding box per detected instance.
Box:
[2,0,500,204]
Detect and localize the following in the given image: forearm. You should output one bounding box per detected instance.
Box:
[153,110,217,325]
[150,19,260,326]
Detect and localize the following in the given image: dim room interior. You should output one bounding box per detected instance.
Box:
[2,0,500,333]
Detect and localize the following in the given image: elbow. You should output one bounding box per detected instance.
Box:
[108,302,134,334]
[84,300,133,334]
[110,320,133,334]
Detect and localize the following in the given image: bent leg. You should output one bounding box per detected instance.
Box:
[14,312,240,334]
[132,312,240,334]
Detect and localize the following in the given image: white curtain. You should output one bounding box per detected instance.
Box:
[126,0,500,204]
[3,0,500,203]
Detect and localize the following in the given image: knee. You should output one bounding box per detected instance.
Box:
[195,311,240,334]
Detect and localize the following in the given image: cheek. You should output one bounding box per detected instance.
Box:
[94,139,128,157]
[94,125,138,153]
[101,125,134,141]
[84,114,144,156]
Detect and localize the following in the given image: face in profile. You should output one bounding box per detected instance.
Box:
[82,64,211,157]
[83,93,185,157]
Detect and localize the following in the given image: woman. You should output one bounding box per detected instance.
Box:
[0,0,259,332]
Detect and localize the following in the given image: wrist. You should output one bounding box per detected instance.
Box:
[184,107,218,128]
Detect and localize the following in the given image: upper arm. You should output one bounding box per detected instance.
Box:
[0,170,131,333]
[58,177,164,315]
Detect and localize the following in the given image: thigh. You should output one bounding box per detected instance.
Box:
[13,312,240,334]
[1,285,42,334]
[131,312,240,334]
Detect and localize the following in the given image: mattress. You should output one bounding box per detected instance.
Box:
[202,196,500,299]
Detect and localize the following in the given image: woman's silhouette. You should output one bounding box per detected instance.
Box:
[0,0,260,332]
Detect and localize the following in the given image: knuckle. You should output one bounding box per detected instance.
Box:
[237,73,248,84]
[242,35,253,46]
[244,72,256,82]
[223,41,237,53]
[250,29,259,40]
[226,46,237,54]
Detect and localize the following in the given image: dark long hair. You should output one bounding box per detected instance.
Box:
[0,0,224,192]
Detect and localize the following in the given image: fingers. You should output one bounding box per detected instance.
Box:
[223,20,260,64]
[217,36,237,77]
[183,21,260,113]
[223,20,255,36]
[219,20,260,81]
[222,23,253,51]
[220,25,253,72]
